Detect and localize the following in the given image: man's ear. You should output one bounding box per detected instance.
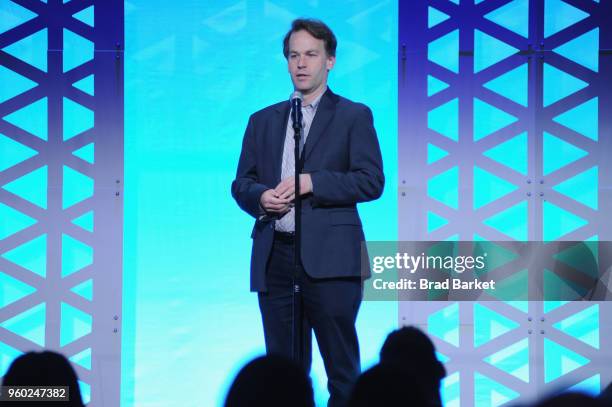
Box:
[326,55,336,71]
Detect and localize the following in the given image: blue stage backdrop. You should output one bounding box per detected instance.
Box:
[0,1,123,405]
[399,1,612,406]
[124,1,397,406]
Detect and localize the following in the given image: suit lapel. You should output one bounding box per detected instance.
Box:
[272,102,290,183]
[302,88,337,163]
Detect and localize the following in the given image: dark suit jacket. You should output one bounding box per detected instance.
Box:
[231,88,384,292]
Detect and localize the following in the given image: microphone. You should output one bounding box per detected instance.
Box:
[290,91,303,131]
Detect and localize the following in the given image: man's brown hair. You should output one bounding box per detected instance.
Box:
[283,18,337,59]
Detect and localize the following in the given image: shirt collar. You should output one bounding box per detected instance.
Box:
[304,87,325,110]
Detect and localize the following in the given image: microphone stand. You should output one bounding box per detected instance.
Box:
[292,108,304,365]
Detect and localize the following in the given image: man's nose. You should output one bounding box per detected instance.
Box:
[297,55,306,68]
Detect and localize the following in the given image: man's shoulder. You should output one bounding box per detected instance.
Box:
[250,100,286,120]
[335,94,372,116]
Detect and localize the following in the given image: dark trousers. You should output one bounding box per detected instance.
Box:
[258,235,362,407]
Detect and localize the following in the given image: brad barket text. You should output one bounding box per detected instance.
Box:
[371,278,496,291]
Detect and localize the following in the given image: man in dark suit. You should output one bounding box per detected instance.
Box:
[231,18,384,407]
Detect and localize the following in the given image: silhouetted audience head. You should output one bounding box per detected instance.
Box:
[347,363,429,407]
[379,326,446,406]
[1,351,84,406]
[224,355,314,407]
[534,391,603,407]
[600,382,612,404]
[380,326,446,379]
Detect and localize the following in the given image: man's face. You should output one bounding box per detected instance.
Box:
[287,30,335,97]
